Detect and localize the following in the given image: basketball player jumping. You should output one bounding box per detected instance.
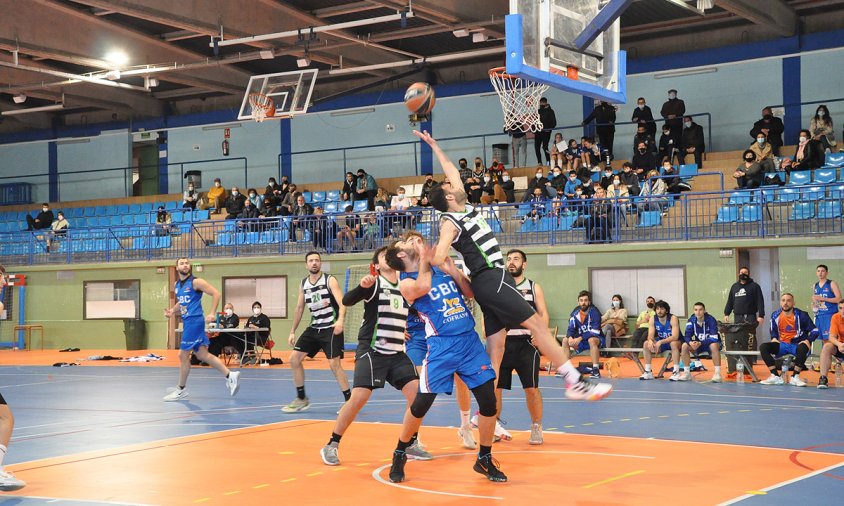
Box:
[0,265,25,491]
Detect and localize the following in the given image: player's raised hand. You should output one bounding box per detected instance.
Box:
[164,308,174,318]
[412,129,436,147]
[360,274,376,288]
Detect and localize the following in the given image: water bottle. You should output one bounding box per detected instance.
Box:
[736,361,745,384]
[836,363,843,387]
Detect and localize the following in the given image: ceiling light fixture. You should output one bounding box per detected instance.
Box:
[472,31,489,43]
[105,70,121,80]
[259,49,275,59]
[452,29,470,38]
[2,103,65,116]
[12,94,26,104]
[297,56,311,68]
[104,50,129,66]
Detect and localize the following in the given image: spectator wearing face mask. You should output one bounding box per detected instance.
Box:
[564,139,582,174]
[524,168,549,201]
[734,150,763,189]
[620,162,640,196]
[749,134,776,174]
[265,177,283,206]
[606,175,630,219]
[599,167,615,190]
[658,125,679,166]
[479,172,497,204]
[681,115,705,168]
[793,129,824,171]
[563,172,582,202]
[204,178,227,213]
[633,297,657,348]
[810,105,837,152]
[244,301,271,360]
[390,187,412,211]
[154,206,172,236]
[660,89,685,147]
[632,142,657,182]
[207,303,242,359]
[419,173,437,201]
[224,186,247,220]
[750,107,785,156]
[521,188,545,224]
[457,158,473,183]
[633,123,656,155]
[546,167,565,197]
[499,170,515,203]
[535,97,557,165]
[238,199,261,232]
[26,203,54,231]
[631,97,656,139]
[247,188,263,209]
[582,101,617,161]
[661,162,691,194]
[46,211,69,252]
[182,182,199,209]
[601,294,628,346]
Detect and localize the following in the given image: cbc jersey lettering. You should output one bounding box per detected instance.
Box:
[401,267,474,337]
[174,275,204,318]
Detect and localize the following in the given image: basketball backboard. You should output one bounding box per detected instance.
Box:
[506,0,627,104]
[237,69,318,121]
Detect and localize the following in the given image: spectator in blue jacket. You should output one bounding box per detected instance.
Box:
[759,293,818,387]
[681,302,722,382]
[563,173,581,202]
[354,169,378,211]
[560,290,604,378]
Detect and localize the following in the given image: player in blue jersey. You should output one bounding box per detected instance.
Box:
[680,302,722,382]
[163,258,240,401]
[639,300,682,380]
[0,265,25,491]
[812,264,841,341]
[384,234,506,483]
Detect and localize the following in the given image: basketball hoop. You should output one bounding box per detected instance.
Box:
[248,92,275,122]
[489,67,549,133]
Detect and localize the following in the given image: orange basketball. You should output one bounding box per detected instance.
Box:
[404,82,436,115]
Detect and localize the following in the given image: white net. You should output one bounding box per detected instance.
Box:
[248,93,274,123]
[489,68,549,132]
[342,264,372,347]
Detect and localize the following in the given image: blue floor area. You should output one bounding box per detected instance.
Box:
[2,365,844,503]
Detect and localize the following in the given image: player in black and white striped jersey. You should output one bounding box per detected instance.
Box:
[283,251,350,413]
[0,265,25,491]
[320,245,430,466]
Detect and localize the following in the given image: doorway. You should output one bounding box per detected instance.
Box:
[739,248,780,343]
[133,143,159,197]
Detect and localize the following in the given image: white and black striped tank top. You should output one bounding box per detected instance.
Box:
[507,278,537,338]
[302,273,339,330]
[441,205,503,275]
[359,275,408,355]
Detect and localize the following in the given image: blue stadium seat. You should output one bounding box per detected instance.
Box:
[164,201,179,210]
[818,201,842,219]
[727,191,753,206]
[170,210,187,222]
[109,215,123,226]
[311,191,326,203]
[558,214,577,230]
[638,211,662,227]
[82,207,96,218]
[520,219,540,232]
[538,217,557,232]
[679,164,698,179]
[259,230,282,244]
[828,184,844,200]
[121,214,136,225]
[193,209,211,221]
[215,232,233,246]
[814,168,837,184]
[415,222,432,236]
[826,152,844,168]
[94,206,108,217]
[714,206,739,223]
[129,204,142,214]
[353,200,369,212]
[788,171,811,186]
[739,204,761,222]
[776,188,800,203]
[324,202,339,213]
[515,203,532,217]
[134,214,151,225]
[116,204,130,214]
[302,191,312,203]
[327,190,340,201]
[790,202,815,220]
[67,208,83,218]
[139,203,155,213]
[97,216,111,227]
[802,186,825,201]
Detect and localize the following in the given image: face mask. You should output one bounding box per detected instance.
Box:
[684,122,691,128]
[669,93,676,99]
[249,193,256,198]
[647,303,655,309]
[663,131,670,136]
[745,157,754,162]
[535,173,542,179]
[483,177,490,183]
[739,274,749,282]
[613,179,620,186]
[459,162,467,168]
[604,171,612,176]
[612,300,620,308]
[575,190,582,196]
[819,111,826,117]
[398,192,405,197]
[570,177,577,182]
[232,191,239,196]
[224,309,233,316]
[800,136,808,143]
[475,162,482,168]
[253,308,261,315]
[757,138,765,144]
[215,182,221,187]
[188,186,194,191]
[763,114,772,120]
[638,104,645,109]
[42,207,48,212]
[553,171,561,177]
[502,176,510,182]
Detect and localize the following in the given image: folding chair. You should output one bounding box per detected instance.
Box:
[241,332,274,366]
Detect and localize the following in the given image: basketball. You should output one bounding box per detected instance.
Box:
[404,82,436,115]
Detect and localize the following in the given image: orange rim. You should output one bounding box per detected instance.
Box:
[489,67,518,80]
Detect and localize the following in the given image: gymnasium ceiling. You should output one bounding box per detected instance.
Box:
[1,0,843,133]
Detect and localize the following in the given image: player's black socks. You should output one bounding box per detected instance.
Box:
[479,445,492,458]
[225,372,230,379]
[342,389,351,402]
[410,432,419,444]
[396,439,412,452]
[297,386,306,400]
[329,432,342,445]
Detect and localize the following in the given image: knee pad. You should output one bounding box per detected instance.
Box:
[410,392,437,419]
[472,380,497,417]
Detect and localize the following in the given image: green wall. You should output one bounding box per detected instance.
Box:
[12,238,843,350]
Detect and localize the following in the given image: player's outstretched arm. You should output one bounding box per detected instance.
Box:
[432,219,458,267]
[399,241,432,304]
[343,275,376,306]
[413,130,465,194]
[440,256,473,300]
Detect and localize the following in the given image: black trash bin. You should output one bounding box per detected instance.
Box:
[124,319,147,350]
[492,143,510,165]
[718,322,758,373]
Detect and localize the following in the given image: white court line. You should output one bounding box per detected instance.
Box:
[0,378,92,388]
[1,494,157,505]
[717,461,844,505]
[14,421,67,430]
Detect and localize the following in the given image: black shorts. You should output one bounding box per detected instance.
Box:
[497,338,540,390]
[294,327,344,359]
[471,268,536,337]
[353,349,418,390]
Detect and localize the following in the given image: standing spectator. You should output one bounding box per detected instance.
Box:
[583,101,616,160]
[457,158,473,183]
[510,127,528,168]
[247,188,263,209]
[632,141,657,182]
[204,178,226,213]
[587,186,613,243]
[523,168,549,201]
[311,206,336,250]
[355,169,377,211]
[810,105,837,153]
[244,301,271,360]
[631,97,656,138]
[723,266,765,326]
[660,89,686,148]
[499,170,516,203]
[335,205,361,252]
[280,184,299,216]
[182,182,199,209]
[619,162,640,196]
[601,294,628,345]
[46,211,69,252]
[341,172,357,202]
[419,173,436,201]
[264,177,283,206]
[606,175,631,219]
[26,203,54,231]
[564,139,581,174]
[658,124,679,165]
[750,133,776,174]
[733,150,763,189]
[549,133,566,169]
[681,116,705,168]
[535,97,557,165]
[793,129,824,171]
[633,123,656,155]
[224,186,247,220]
[154,206,172,236]
[750,107,785,156]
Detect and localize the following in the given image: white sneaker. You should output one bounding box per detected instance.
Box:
[529,423,544,446]
[494,420,512,442]
[789,375,807,387]
[457,425,477,449]
[469,412,479,429]
[0,469,25,491]
[678,371,692,382]
[760,374,784,385]
[163,387,188,401]
[668,372,682,381]
[281,397,310,413]
[226,371,240,397]
[565,380,612,401]
[320,443,340,466]
[711,373,722,383]
[639,371,655,380]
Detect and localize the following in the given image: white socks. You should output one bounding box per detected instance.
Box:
[460,410,471,427]
[0,444,6,467]
[644,364,652,372]
[715,366,721,374]
[555,361,580,386]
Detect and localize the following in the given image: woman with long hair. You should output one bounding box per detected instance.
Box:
[810,104,837,153]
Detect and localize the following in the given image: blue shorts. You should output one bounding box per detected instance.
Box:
[180,317,210,352]
[419,333,495,394]
[776,341,799,357]
[816,313,833,341]
[406,335,428,367]
[685,338,721,351]
[574,334,605,354]
[658,341,675,354]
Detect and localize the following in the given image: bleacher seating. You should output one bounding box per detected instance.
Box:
[825,152,844,168]
[790,202,816,220]
[814,168,836,184]
[818,201,842,219]
[739,204,761,222]
[788,171,811,186]
[714,206,738,223]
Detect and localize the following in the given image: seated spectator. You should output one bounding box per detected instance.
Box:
[750,107,785,156]
[182,182,199,209]
[289,194,313,242]
[639,300,682,380]
[818,300,844,389]
[681,116,705,167]
[606,175,630,219]
[662,161,691,194]
[207,303,243,358]
[499,170,515,203]
[587,186,613,243]
[488,158,505,180]
[390,187,412,210]
[810,105,837,153]
[247,188,263,209]
[46,211,69,252]
[261,198,279,220]
[773,157,793,185]
[521,188,545,224]
[750,133,776,173]
[355,169,378,211]
[154,206,172,236]
[560,291,604,378]
[361,213,380,249]
[580,137,601,172]
[279,176,292,198]
[341,172,357,202]
[563,172,582,202]
[465,173,482,204]
[633,123,656,155]
[601,294,628,344]
[734,150,764,189]
[550,133,566,169]
[311,206,336,250]
[280,184,299,215]
[599,166,614,190]
[457,158,473,183]
[336,205,361,252]
[416,195,432,208]
[631,141,657,182]
[419,173,436,201]
[224,187,246,220]
[480,173,496,204]
[244,301,271,360]
[759,293,818,386]
[632,296,656,348]
[638,169,668,213]
[264,177,283,206]
[238,198,261,231]
[564,139,582,174]
[471,157,485,181]
[658,125,679,165]
[374,187,390,211]
[792,129,824,171]
[681,302,722,382]
[523,168,549,202]
[619,162,640,196]
[545,167,565,198]
[26,203,54,231]
[203,178,226,213]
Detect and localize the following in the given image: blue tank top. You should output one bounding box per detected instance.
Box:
[654,313,674,339]
[814,280,836,316]
[175,275,204,319]
[400,267,475,338]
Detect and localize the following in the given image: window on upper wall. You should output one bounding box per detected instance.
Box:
[223,276,287,318]
[84,280,141,319]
